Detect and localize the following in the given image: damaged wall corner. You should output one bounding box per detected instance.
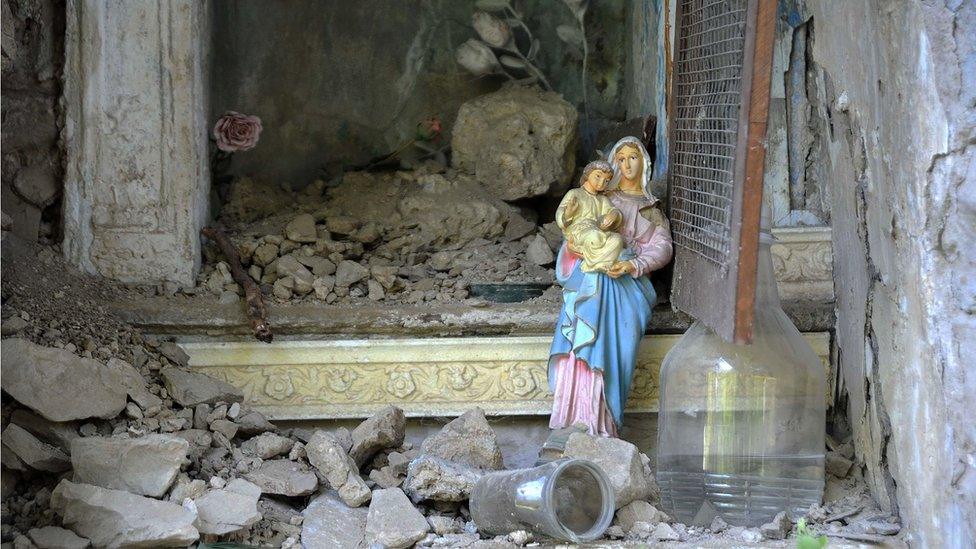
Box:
[806,0,976,546]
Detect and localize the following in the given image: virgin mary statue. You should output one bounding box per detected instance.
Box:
[548,136,673,437]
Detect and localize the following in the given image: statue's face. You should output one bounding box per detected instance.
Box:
[615,145,642,181]
[583,169,611,193]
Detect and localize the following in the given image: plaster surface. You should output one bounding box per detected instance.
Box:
[806,0,975,545]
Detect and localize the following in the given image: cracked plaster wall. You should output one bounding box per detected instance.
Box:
[804,0,975,546]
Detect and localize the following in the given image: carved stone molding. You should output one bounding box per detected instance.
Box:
[183,333,831,420]
[771,227,833,301]
[62,0,210,284]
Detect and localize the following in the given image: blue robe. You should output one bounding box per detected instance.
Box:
[548,243,657,427]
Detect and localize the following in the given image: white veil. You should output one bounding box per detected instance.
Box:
[606,136,656,201]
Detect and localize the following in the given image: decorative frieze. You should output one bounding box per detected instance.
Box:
[183,333,830,420]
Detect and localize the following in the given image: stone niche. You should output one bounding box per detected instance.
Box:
[59,0,645,285]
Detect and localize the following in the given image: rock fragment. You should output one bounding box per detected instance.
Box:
[335,260,369,288]
[193,478,262,535]
[614,500,670,533]
[365,488,431,549]
[235,410,277,436]
[285,213,318,243]
[452,86,577,201]
[404,455,483,503]
[525,234,554,266]
[564,432,648,509]
[244,459,318,497]
[301,491,368,549]
[2,424,70,472]
[420,407,503,470]
[70,434,188,497]
[240,432,295,459]
[160,368,244,407]
[1,339,128,421]
[50,480,199,548]
[306,431,372,507]
[349,405,406,467]
[27,526,90,549]
[157,342,190,367]
[759,510,792,540]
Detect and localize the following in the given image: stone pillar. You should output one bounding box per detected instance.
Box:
[62,0,210,285]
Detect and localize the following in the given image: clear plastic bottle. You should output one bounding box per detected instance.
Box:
[656,230,825,527]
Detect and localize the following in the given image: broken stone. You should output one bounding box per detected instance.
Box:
[651,522,679,541]
[241,432,295,459]
[739,527,763,543]
[387,450,416,476]
[157,342,190,367]
[169,476,207,503]
[252,242,279,266]
[420,407,503,470]
[312,275,336,299]
[452,86,577,201]
[365,488,431,549]
[335,260,369,287]
[70,434,189,498]
[106,357,163,411]
[525,234,554,266]
[563,433,647,509]
[51,480,198,548]
[864,519,901,535]
[193,478,262,535]
[285,213,318,243]
[369,467,403,489]
[826,451,854,478]
[367,279,385,300]
[235,410,277,436]
[209,419,239,440]
[427,515,459,536]
[349,405,406,467]
[325,215,359,236]
[8,410,79,454]
[244,459,318,497]
[0,338,128,422]
[277,255,315,295]
[709,515,729,533]
[1,316,29,336]
[404,455,483,503]
[614,500,670,533]
[301,491,368,549]
[160,367,244,407]
[27,526,90,549]
[306,431,372,507]
[2,424,70,472]
[759,510,792,540]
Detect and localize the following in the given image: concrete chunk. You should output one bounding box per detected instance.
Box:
[160,368,243,407]
[0,339,127,421]
[365,488,430,549]
[2,424,70,472]
[70,435,189,498]
[50,480,198,548]
[302,491,368,549]
[306,431,371,507]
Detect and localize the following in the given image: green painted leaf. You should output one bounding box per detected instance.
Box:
[556,24,584,46]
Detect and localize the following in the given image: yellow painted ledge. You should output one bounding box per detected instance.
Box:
[183,333,831,421]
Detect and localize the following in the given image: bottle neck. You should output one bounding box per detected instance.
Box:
[754,238,781,310]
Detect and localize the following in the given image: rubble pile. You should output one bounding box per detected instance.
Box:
[190,166,563,307]
[1,238,901,548]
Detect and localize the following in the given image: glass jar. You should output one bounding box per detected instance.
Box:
[656,231,825,527]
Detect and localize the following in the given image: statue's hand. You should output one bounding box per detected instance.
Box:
[607,260,636,278]
[600,209,622,231]
[564,195,580,219]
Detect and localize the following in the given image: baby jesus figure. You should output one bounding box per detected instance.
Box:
[556,160,625,273]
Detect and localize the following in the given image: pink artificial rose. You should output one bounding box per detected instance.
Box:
[212,111,262,152]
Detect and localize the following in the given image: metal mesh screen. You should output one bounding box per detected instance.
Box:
[668,0,748,266]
